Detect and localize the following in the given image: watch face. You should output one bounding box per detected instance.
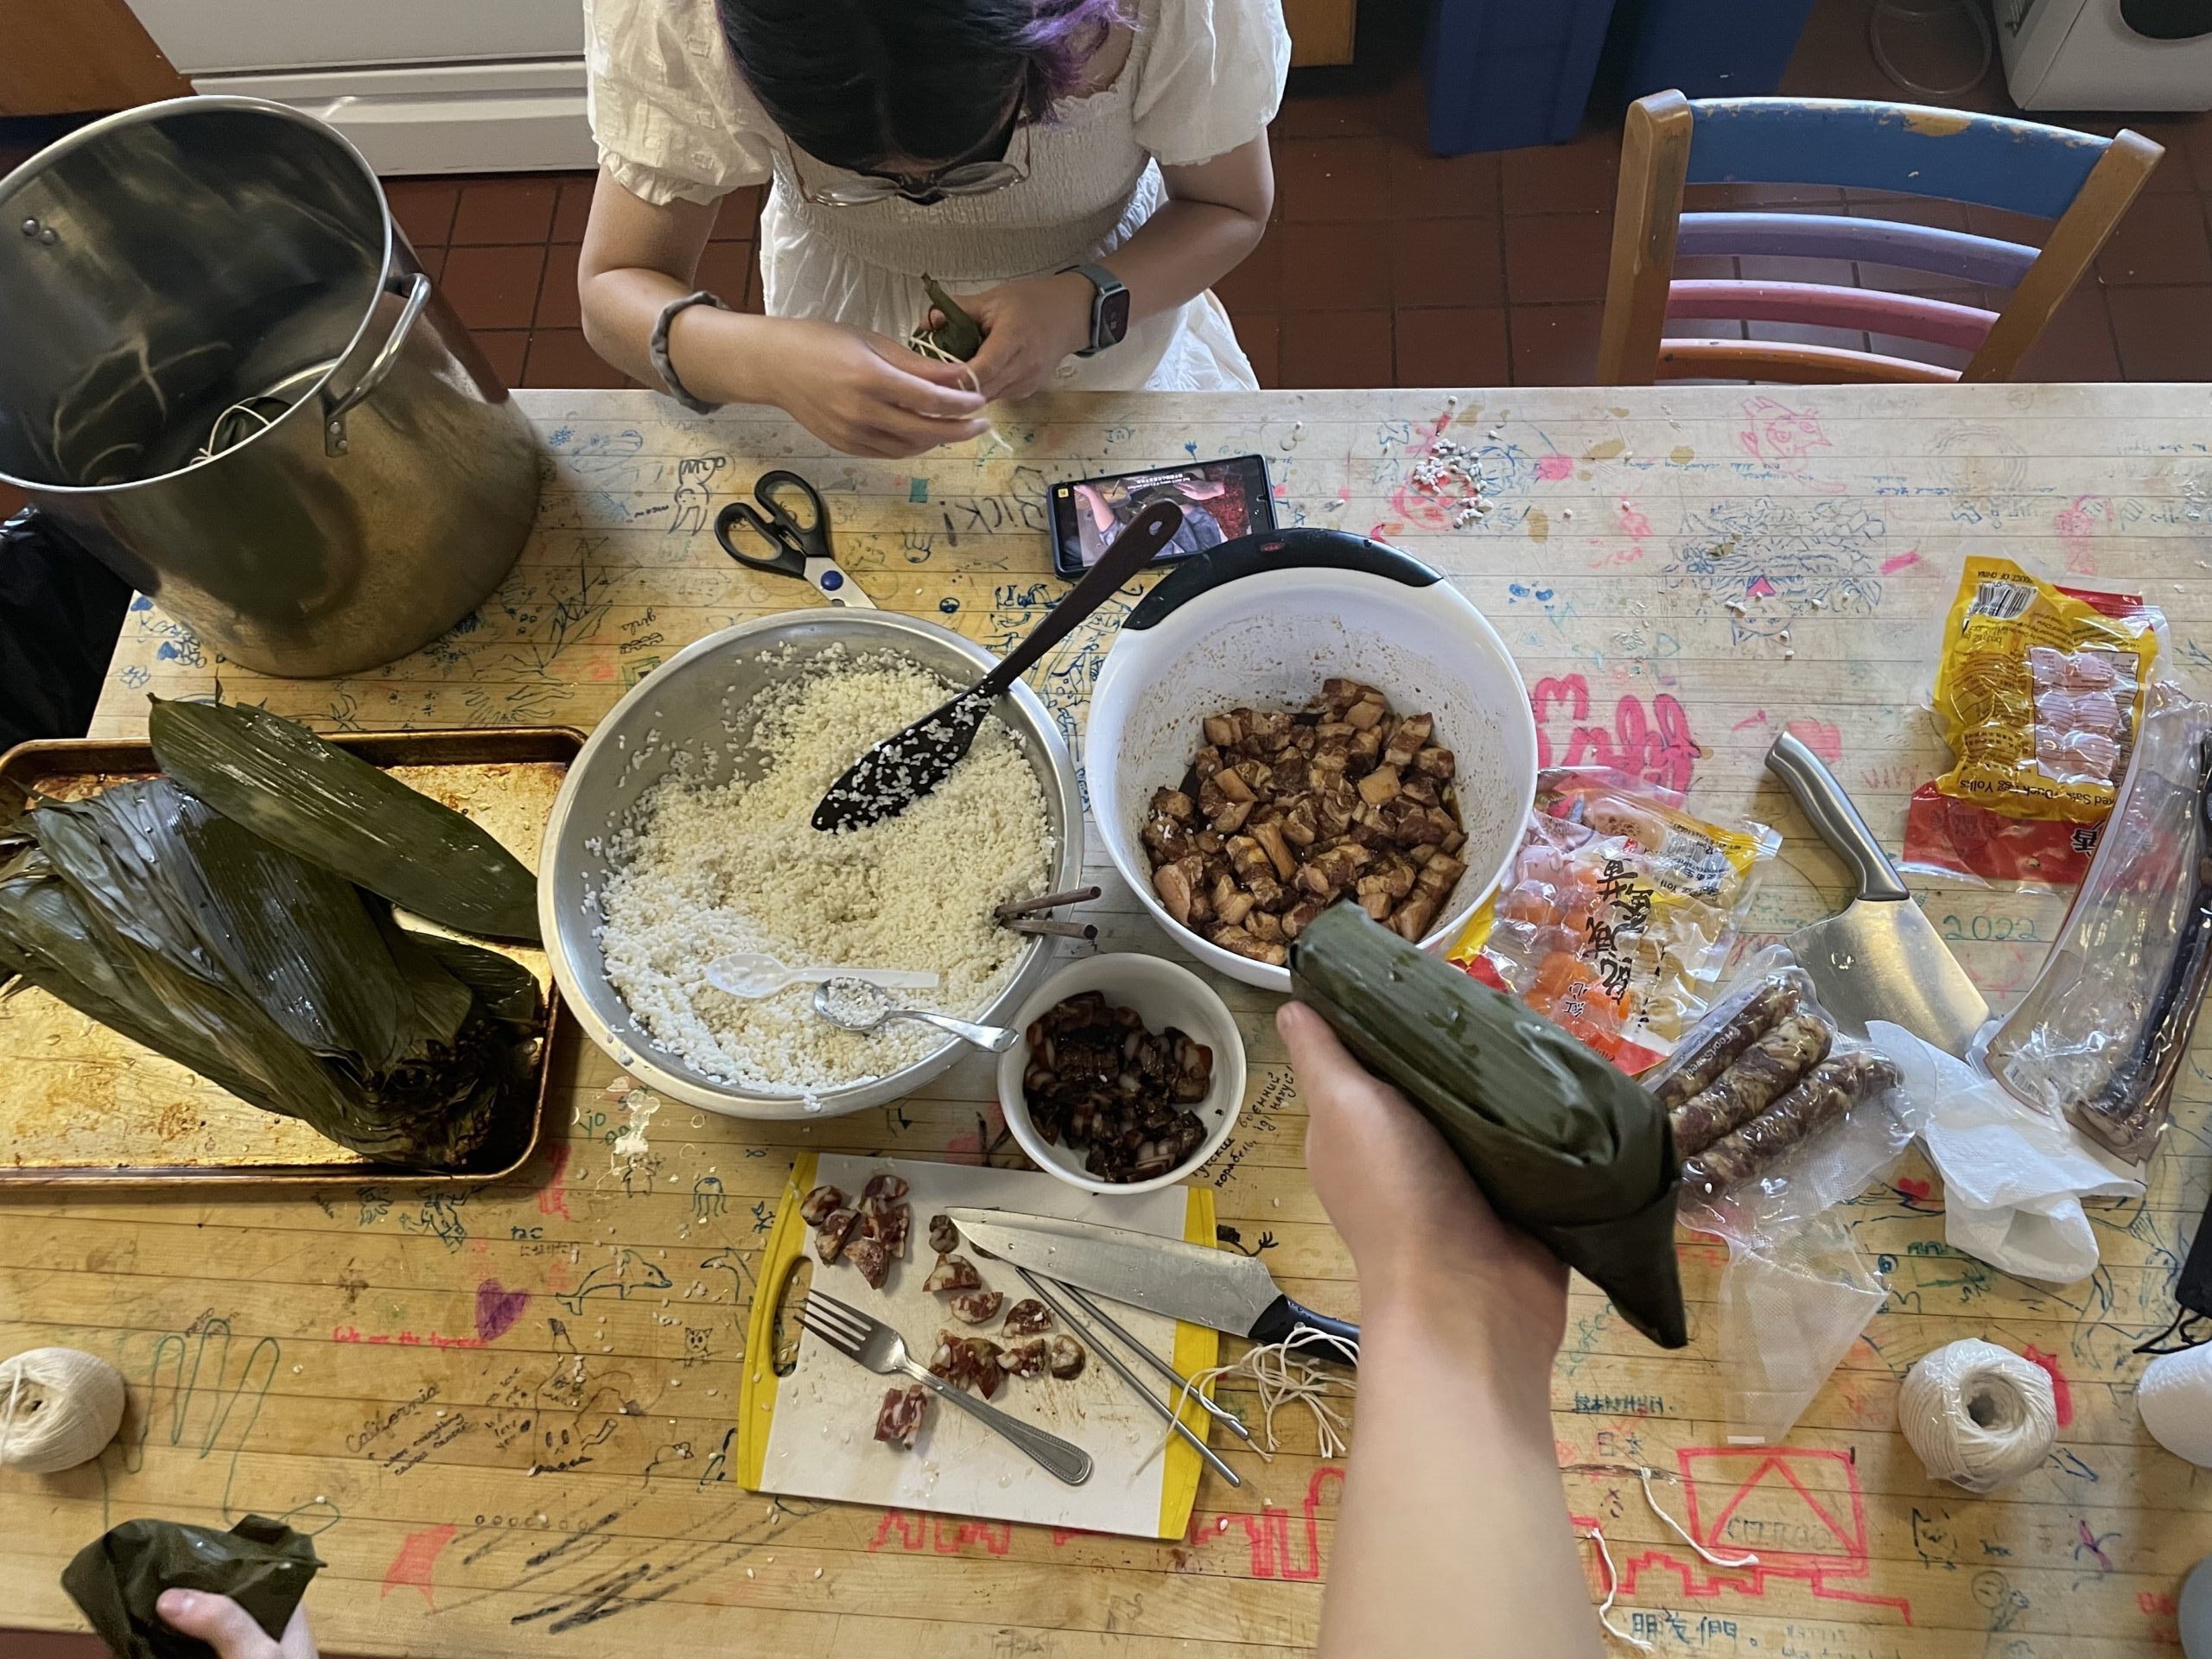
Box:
[1098,284,1132,346]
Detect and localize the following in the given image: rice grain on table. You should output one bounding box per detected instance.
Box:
[597,650,1052,1094]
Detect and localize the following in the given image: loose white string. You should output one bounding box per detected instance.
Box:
[1585,1526,1652,1651]
[1153,1327,1359,1464]
[1638,1466,1759,1568]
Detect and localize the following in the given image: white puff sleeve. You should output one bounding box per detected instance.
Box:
[1130,0,1293,168]
[584,0,775,206]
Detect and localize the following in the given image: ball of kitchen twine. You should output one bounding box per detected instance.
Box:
[1899,1338,2059,1494]
[0,1347,126,1473]
[2139,1344,2212,1468]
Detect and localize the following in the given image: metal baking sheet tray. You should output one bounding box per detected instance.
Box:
[0,727,582,1188]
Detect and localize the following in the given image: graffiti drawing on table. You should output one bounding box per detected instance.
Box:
[543,427,649,526]
[1668,497,1886,646]
[1738,397,1840,492]
[667,454,729,536]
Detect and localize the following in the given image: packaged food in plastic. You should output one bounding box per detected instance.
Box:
[1905,556,2167,886]
[1985,696,2212,1163]
[1660,947,1919,1441]
[1449,768,1778,1074]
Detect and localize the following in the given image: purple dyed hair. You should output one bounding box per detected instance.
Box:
[1017,0,1129,119]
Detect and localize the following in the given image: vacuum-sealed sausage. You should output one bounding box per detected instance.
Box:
[1669,1011,1834,1157]
[1681,1051,1901,1198]
[1651,980,1798,1111]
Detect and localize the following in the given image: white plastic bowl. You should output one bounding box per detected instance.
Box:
[995,953,1248,1197]
[1084,528,1539,991]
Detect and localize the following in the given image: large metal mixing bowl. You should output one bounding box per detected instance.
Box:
[538,612,1083,1121]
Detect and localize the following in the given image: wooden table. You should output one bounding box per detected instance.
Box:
[4,383,2209,1658]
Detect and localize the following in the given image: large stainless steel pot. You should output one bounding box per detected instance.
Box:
[0,98,538,678]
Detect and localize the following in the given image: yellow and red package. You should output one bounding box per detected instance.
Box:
[1449,769,1778,1075]
[1904,556,2168,887]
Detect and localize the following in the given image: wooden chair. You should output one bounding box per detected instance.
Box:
[1596,93,2164,385]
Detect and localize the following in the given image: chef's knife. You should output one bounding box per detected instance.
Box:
[945,1210,1360,1362]
[1766,729,1989,1057]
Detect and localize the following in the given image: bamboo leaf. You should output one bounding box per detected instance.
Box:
[148,698,540,941]
[409,932,543,1028]
[916,274,984,361]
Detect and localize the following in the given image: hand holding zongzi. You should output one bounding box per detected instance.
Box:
[157,1592,319,1659]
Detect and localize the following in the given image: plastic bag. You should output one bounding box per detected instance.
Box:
[1985,696,2212,1163]
[1664,948,1916,1441]
[62,1515,322,1659]
[1877,1020,2143,1283]
[1449,768,1777,1074]
[1904,556,2168,887]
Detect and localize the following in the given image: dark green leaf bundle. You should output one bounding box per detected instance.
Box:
[1288,901,1689,1349]
[63,1514,322,1659]
[0,703,543,1170]
[913,274,984,362]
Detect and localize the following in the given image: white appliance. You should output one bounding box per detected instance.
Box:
[1997,0,2212,110]
[124,0,595,173]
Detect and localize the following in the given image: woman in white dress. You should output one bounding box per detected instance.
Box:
[578,0,1290,457]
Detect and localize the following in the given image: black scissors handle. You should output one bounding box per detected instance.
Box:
[713,469,830,581]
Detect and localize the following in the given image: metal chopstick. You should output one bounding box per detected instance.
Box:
[1016,1268,1241,1489]
[1056,1280,1253,1443]
[1001,917,1098,939]
[994,886,1101,921]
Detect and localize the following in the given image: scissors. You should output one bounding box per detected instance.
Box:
[712,469,874,608]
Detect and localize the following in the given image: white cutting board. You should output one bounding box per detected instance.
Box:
[737,1154,1218,1539]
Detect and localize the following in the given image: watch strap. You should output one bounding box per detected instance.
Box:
[1061,262,1128,356]
[651,289,729,413]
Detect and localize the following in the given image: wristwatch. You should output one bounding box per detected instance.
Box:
[1061,262,1130,357]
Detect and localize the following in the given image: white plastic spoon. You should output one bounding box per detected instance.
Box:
[704,951,939,1000]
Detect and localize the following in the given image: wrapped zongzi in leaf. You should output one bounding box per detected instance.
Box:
[1289,901,1689,1349]
[913,274,984,361]
[148,698,540,941]
[63,1514,321,1659]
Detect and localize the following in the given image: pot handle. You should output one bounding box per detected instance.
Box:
[321,272,433,457]
[1121,527,1441,632]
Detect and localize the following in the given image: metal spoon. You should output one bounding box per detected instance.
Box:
[811,978,1018,1052]
[704,950,938,1000]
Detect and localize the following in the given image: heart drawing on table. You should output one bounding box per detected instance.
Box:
[474,1279,531,1344]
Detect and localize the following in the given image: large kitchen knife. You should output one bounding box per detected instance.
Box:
[945,1210,1360,1362]
[1766,729,1989,1057]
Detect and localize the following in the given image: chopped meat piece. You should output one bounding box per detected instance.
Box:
[816,1207,861,1263]
[1151,786,1194,822]
[1216,888,1255,926]
[926,1212,960,1255]
[1281,897,1325,938]
[1251,819,1295,879]
[861,1199,911,1259]
[1001,1298,1053,1338]
[847,1236,891,1289]
[1210,798,1253,834]
[1211,925,1288,966]
[1203,714,1239,747]
[1344,694,1386,732]
[861,1173,909,1205]
[1244,871,1287,911]
[1382,711,1433,768]
[1192,745,1224,782]
[928,1332,1005,1398]
[1226,835,1273,883]
[923,1253,982,1294]
[998,1337,1049,1379]
[1247,909,1284,944]
[874,1385,929,1449]
[1215,766,1255,804]
[1046,1336,1087,1379]
[1153,859,1196,925]
[798,1184,845,1227]
[1414,745,1455,779]
[948,1289,1004,1325]
[1389,893,1440,942]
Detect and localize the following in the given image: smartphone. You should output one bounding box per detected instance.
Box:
[1049,454,1274,578]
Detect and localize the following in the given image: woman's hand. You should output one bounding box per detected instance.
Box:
[959,273,1097,401]
[749,319,991,459]
[1277,1001,1567,1385]
[157,1591,319,1659]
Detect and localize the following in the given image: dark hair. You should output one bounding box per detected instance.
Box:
[715,0,1123,173]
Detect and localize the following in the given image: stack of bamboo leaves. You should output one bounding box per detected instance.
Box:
[0,700,543,1171]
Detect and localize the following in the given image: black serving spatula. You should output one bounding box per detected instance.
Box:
[811,499,1182,832]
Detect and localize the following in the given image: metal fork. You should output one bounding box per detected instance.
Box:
[799,1289,1093,1485]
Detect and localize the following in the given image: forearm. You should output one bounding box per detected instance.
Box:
[1103,196,1266,327]
[1321,1296,1600,1659]
[579,264,787,408]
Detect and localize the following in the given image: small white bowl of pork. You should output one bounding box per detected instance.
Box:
[1084,528,1538,992]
